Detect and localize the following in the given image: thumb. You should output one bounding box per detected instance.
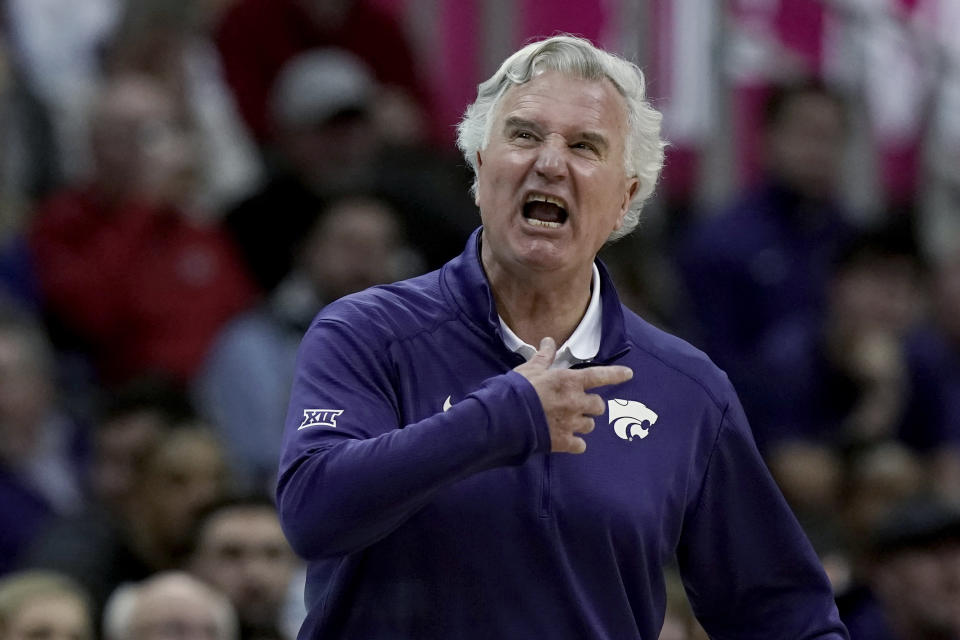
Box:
[527,336,557,370]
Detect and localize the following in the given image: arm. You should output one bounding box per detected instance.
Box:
[276,319,550,560]
[677,392,849,639]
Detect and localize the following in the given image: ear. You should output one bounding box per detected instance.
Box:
[614,177,640,230]
[474,151,484,206]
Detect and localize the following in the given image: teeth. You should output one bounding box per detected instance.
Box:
[525,193,568,210]
[525,218,562,229]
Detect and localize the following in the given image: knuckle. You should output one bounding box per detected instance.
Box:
[585,393,604,415]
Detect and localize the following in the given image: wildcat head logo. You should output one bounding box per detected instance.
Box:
[607,399,658,441]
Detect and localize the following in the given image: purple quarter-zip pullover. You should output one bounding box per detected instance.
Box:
[278,229,848,639]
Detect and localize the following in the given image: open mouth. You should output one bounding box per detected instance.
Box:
[522,193,568,229]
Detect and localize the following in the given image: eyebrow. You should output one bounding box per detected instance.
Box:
[503,116,609,154]
[578,131,610,154]
[503,117,543,136]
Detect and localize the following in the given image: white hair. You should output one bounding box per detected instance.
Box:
[456,34,666,241]
[103,573,237,640]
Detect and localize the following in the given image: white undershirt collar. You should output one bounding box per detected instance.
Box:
[498,263,602,369]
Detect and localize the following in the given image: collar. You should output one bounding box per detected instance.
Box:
[498,263,601,368]
[441,227,631,365]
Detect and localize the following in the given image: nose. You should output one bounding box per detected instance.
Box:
[533,138,568,182]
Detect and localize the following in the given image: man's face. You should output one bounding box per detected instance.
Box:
[131,583,222,640]
[765,92,845,200]
[139,430,227,550]
[90,411,165,512]
[475,71,638,279]
[302,198,400,301]
[191,507,297,628]
[91,78,193,203]
[874,547,958,636]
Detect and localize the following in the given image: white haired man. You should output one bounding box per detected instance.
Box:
[103,572,237,640]
[278,35,848,639]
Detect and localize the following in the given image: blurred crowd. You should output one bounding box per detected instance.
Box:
[0,1,958,640]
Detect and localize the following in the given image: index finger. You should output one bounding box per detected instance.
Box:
[577,365,634,390]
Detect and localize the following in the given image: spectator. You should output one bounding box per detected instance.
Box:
[0,312,85,575]
[104,572,237,640]
[841,497,960,640]
[21,379,192,616]
[745,225,923,453]
[197,194,406,491]
[130,426,231,569]
[23,422,228,622]
[213,0,426,145]
[0,570,93,640]
[189,497,302,640]
[28,73,257,385]
[224,48,473,293]
[677,80,855,392]
[88,377,196,515]
[103,0,263,213]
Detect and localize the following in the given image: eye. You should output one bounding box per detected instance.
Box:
[509,129,538,143]
[571,141,599,154]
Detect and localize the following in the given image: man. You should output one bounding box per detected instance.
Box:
[190,497,302,640]
[103,572,236,640]
[0,312,85,575]
[747,226,922,453]
[28,73,256,385]
[224,48,472,292]
[841,497,960,639]
[677,80,854,397]
[278,35,847,639]
[199,194,407,492]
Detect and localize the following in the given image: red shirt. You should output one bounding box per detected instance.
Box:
[30,187,257,383]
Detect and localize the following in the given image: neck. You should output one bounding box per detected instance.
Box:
[482,236,593,347]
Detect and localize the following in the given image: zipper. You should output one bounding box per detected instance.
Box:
[538,350,629,518]
[539,453,552,518]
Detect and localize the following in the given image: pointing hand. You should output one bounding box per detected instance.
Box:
[514,337,633,453]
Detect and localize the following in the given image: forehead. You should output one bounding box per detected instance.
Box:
[494,71,628,135]
[201,507,284,543]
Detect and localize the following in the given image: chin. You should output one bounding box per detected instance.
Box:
[514,242,570,272]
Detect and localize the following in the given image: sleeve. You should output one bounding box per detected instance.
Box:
[194,319,288,484]
[677,392,849,640]
[276,318,550,560]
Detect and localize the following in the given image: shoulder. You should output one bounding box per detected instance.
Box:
[208,308,289,359]
[620,308,735,411]
[311,269,452,347]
